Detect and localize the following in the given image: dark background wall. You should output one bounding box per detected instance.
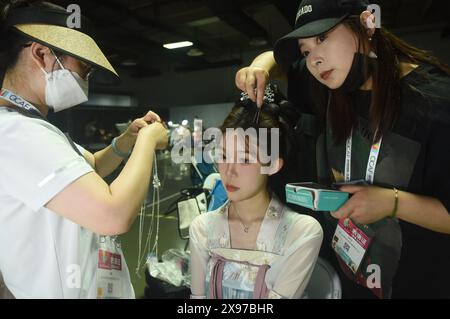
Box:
[43,0,449,149]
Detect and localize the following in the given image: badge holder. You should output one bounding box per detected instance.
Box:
[96,235,123,299]
[332,218,374,275]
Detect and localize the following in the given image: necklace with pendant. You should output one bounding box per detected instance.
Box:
[232,203,250,233]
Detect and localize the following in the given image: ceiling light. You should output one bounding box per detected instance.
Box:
[163,41,193,49]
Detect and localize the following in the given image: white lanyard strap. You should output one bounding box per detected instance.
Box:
[345,130,383,184]
[365,137,383,183]
[0,88,44,119]
[344,129,353,182]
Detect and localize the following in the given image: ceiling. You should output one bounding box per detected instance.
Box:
[50,0,450,78]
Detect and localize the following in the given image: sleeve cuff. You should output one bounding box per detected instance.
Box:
[29,158,94,211]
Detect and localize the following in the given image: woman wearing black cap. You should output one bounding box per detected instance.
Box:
[0,1,167,298]
[236,0,450,298]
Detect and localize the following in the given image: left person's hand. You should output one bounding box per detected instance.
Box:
[124,111,162,139]
[330,185,396,225]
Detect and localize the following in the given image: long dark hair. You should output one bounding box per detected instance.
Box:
[0,1,66,84]
[316,16,450,144]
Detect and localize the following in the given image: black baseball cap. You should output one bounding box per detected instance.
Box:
[274,0,369,69]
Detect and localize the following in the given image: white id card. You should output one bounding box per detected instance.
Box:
[332,219,373,274]
[96,236,123,299]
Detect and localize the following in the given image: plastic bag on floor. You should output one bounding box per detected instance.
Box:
[147,249,191,287]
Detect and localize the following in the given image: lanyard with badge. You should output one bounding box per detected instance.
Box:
[1,88,124,298]
[96,235,124,299]
[332,129,383,274]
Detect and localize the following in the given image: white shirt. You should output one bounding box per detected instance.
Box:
[0,107,134,298]
[189,196,323,299]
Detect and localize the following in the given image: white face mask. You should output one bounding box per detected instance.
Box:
[40,52,89,112]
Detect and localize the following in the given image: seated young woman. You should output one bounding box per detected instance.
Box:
[189,85,323,299]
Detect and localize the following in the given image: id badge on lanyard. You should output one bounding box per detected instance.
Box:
[332,129,383,274]
[333,217,375,274]
[96,235,123,299]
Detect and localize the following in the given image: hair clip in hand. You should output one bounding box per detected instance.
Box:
[240,85,276,104]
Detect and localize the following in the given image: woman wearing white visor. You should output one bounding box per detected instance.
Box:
[0,1,167,298]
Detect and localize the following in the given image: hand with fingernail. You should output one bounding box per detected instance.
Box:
[330,185,396,225]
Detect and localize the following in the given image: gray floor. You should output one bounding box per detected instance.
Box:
[117,153,197,298]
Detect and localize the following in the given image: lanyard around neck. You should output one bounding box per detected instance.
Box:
[0,88,83,157]
[0,88,45,120]
[344,129,383,184]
